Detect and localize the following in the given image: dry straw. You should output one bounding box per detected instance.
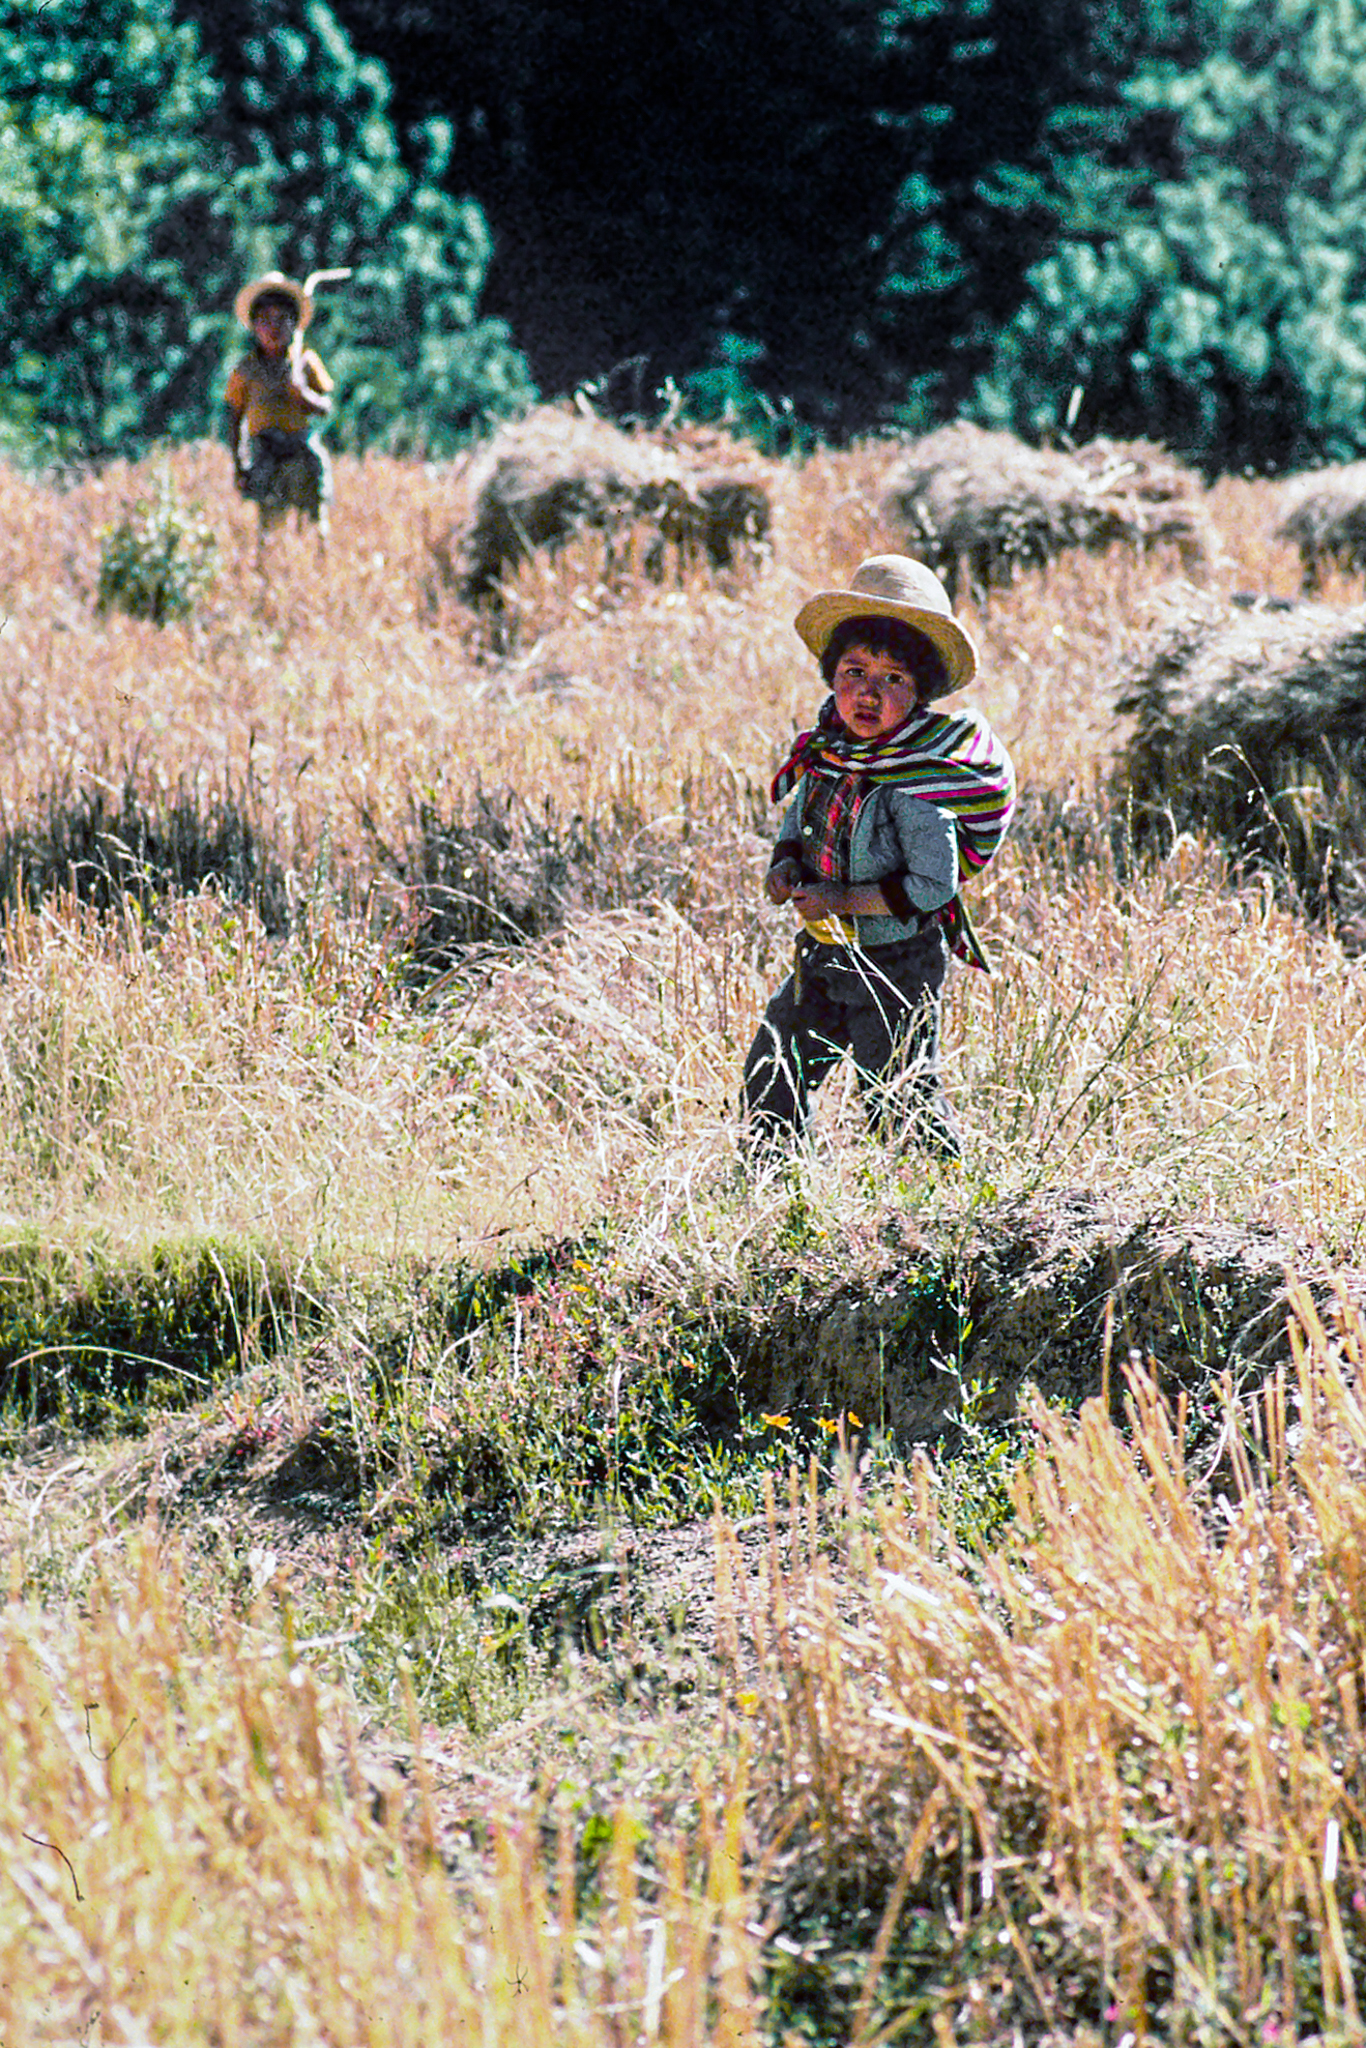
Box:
[436,402,775,615]
[0,1532,765,2044]
[1113,592,1366,919]
[730,1289,1366,2036]
[0,432,1365,2038]
[0,445,1361,1255]
[1276,460,1366,591]
[882,419,1211,602]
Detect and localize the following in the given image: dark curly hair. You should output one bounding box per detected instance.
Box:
[818,615,948,699]
[249,288,300,324]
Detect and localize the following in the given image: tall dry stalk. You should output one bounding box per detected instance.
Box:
[733,1293,1366,2037]
[0,1527,764,2046]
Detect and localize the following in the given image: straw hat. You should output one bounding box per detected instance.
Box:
[234,271,313,331]
[793,555,977,698]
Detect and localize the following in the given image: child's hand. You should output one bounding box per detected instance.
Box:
[790,879,850,919]
[765,857,802,905]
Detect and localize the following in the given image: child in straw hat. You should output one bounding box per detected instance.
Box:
[742,555,1016,1161]
[222,271,335,561]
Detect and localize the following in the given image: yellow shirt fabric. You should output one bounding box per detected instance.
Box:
[225,347,333,437]
[801,914,859,945]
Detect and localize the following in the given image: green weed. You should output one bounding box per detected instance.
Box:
[340,1544,543,1735]
[95,466,218,624]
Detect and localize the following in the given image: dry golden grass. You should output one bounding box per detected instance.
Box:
[731,1289,1366,2039]
[0,436,1359,1260]
[2,435,1365,2040]
[0,1530,764,2045]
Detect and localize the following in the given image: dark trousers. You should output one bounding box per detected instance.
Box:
[742,926,962,1159]
[242,431,332,524]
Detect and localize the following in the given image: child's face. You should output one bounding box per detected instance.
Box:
[251,299,297,356]
[831,642,919,739]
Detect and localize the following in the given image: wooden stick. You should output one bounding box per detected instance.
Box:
[303,268,353,295]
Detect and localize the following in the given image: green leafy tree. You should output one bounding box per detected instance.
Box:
[324,0,1111,436]
[0,0,225,459]
[0,0,532,463]
[973,0,1366,473]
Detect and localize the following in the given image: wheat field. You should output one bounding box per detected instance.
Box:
[0,438,1363,2042]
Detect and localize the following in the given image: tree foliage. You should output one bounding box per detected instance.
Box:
[0,0,532,464]
[327,0,1109,437]
[974,0,1366,473]
[326,0,1366,467]
[0,0,221,459]
[12,0,1366,470]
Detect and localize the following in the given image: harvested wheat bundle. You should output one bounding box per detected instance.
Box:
[882,421,1081,601]
[883,420,1210,601]
[1070,436,1212,569]
[437,403,774,608]
[1112,596,1366,923]
[1274,461,1366,591]
[658,418,782,550]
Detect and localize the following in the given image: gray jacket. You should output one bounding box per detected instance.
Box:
[773,778,958,948]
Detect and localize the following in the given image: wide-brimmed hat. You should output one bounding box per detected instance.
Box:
[234,271,313,331]
[793,555,977,698]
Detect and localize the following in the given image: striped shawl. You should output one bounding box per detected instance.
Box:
[771,695,1016,969]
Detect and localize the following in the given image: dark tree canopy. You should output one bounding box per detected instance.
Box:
[317,0,1112,435]
[976,0,1366,474]
[13,0,1366,472]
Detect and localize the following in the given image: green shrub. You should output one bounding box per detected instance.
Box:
[96,469,218,624]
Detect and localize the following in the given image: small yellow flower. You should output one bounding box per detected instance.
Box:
[736,1691,759,1716]
[847,1411,863,1429]
[760,1412,790,1430]
[816,1417,838,1437]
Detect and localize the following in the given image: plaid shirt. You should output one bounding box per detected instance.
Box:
[798,770,868,882]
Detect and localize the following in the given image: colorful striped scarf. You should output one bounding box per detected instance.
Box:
[771,695,1017,969]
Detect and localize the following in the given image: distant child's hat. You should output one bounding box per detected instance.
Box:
[234,271,313,330]
[793,555,978,698]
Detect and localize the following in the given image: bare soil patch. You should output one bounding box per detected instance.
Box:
[737,1188,1358,1442]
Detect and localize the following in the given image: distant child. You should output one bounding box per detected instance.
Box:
[222,271,334,563]
[742,555,1016,1161]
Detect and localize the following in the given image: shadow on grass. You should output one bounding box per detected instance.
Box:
[0,1235,310,1433]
